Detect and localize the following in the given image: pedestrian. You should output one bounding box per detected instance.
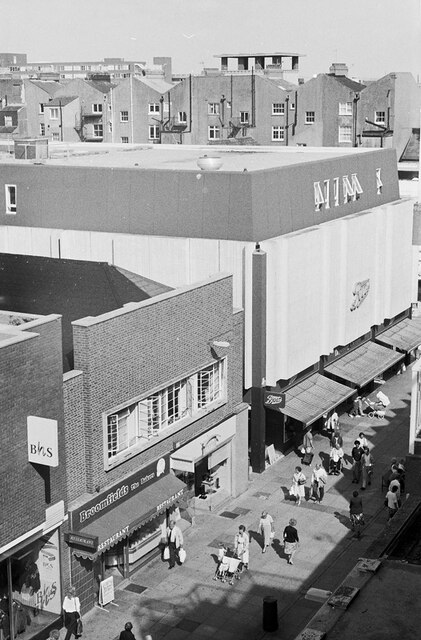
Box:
[259,511,274,553]
[62,586,81,640]
[234,525,249,570]
[389,474,401,506]
[49,631,60,640]
[329,442,344,475]
[119,622,136,640]
[360,446,374,489]
[358,432,368,450]
[290,466,306,505]
[330,425,343,449]
[283,518,299,565]
[385,484,399,521]
[351,440,363,483]
[349,490,364,538]
[166,520,183,570]
[311,462,327,503]
[349,396,364,417]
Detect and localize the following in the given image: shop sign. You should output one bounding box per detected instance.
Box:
[64,532,99,551]
[27,416,59,467]
[350,278,370,312]
[99,576,115,606]
[314,173,363,212]
[71,455,169,530]
[97,526,129,553]
[263,391,285,411]
[156,488,185,512]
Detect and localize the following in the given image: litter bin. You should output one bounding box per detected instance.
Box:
[262,596,278,632]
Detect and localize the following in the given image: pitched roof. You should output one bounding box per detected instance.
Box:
[137,76,175,94]
[46,96,78,107]
[85,79,116,93]
[28,80,62,96]
[329,74,366,92]
[0,254,172,371]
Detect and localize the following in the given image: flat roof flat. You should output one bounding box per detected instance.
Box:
[214,52,304,58]
[0,142,374,172]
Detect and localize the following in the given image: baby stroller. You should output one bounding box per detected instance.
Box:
[363,392,389,419]
[213,555,242,585]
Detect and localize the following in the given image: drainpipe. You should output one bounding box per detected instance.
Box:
[285,94,289,146]
[353,93,360,147]
[159,95,164,143]
[251,67,255,127]
[59,99,63,141]
[130,74,134,143]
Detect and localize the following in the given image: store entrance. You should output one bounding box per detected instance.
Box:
[194,457,209,497]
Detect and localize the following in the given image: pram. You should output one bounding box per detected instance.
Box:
[213,555,242,585]
[363,392,389,419]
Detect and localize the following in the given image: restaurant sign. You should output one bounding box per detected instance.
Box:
[64,532,99,551]
[71,454,169,530]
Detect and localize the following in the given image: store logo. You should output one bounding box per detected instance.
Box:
[314,173,363,212]
[263,391,285,410]
[350,278,370,311]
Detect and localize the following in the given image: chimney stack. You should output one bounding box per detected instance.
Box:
[329,62,349,76]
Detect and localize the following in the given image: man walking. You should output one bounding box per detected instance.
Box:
[166,520,183,569]
[351,440,363,484]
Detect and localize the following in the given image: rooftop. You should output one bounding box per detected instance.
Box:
[214,52,304,58]
[0,142,374,172]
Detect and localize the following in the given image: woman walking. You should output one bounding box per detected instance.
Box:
[290,466,306,506]
[283,519,299,565]
[234,525,249,571]
[259,511,274,553]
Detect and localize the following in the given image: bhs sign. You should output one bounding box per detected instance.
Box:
[27,416,59,467]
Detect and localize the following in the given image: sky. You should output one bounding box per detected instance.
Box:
[0,0,420,81]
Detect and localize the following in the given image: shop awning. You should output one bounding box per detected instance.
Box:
[324,341,404,388]
[73,474,186,559]
[281,373,356,426]
[375,317,421,353]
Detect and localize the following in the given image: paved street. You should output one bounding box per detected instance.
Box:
[78,366,412,640]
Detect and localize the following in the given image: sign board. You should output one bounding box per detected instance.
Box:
[27,416,59,467]
[71,454,170,530]
[263,391,285,411]
[265,444,277,466]
[99,576,115,607]
[64,532,99,552]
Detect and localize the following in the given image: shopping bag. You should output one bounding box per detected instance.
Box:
[163,546,170,560]
[76,617,83,636]
[269,531,275,540]
[178,548,186,564]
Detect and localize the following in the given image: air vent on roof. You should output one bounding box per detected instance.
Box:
[197,155,223,171]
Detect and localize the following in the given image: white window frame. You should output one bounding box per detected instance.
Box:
[178,111,187,123]
[149,102,160,114]
[120,110,129,122]
[272,126,285,141]
[104,359,226,467]
[208,102,220,115]
[208,125,220,140]
[39,103,45,114]
[92,103,103,114]
[149,125,160,140]
[4,116,13,127]
[5,184,16,214]
[240,111,249,124]
[49,107,59,120]
[339,102,352,115]
[272,102,285,115]
[93,124,103,138]
[305,111,315,124]
[374,110,386,125]
[51,132,60,141]
[338,125,352,143]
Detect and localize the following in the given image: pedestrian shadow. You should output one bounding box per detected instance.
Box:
[280,486,293,501]
[271,537,286,561]
[318,451,330,469]
[333,511,352,530]
[248,529,264,551]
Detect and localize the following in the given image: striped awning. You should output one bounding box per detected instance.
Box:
[375,317,421,353]
[324,341,404,388]
[72,474,185,559]
[281,373,356,426]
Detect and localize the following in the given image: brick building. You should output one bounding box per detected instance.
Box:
[0,309,67,639]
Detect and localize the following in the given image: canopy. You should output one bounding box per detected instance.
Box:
[375,317,421,353]
[73,474,185,559]
[281,373,355,426]
[324,341,404,388]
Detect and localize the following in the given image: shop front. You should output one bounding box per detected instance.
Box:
[170,417,237,501]
[66,456,186,581]
[0,528,62,640]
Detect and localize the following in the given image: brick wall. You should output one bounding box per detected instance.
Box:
[71,275,244,494]
[63,370,87,502]
[0,315,66,546]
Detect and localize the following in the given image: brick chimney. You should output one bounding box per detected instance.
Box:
[329,63,349,76]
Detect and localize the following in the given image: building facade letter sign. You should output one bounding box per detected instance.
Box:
[27,416,59,467]
[314,172,365,212]
[350,278,370,311]
[263,390,285,410]
[376,168,383,194]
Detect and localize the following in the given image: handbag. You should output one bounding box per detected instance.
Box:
[269,531,275,540]
[76,617,83,636]
[178,548,186,564]
[298,476,306,485]
[163,546,170,560]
